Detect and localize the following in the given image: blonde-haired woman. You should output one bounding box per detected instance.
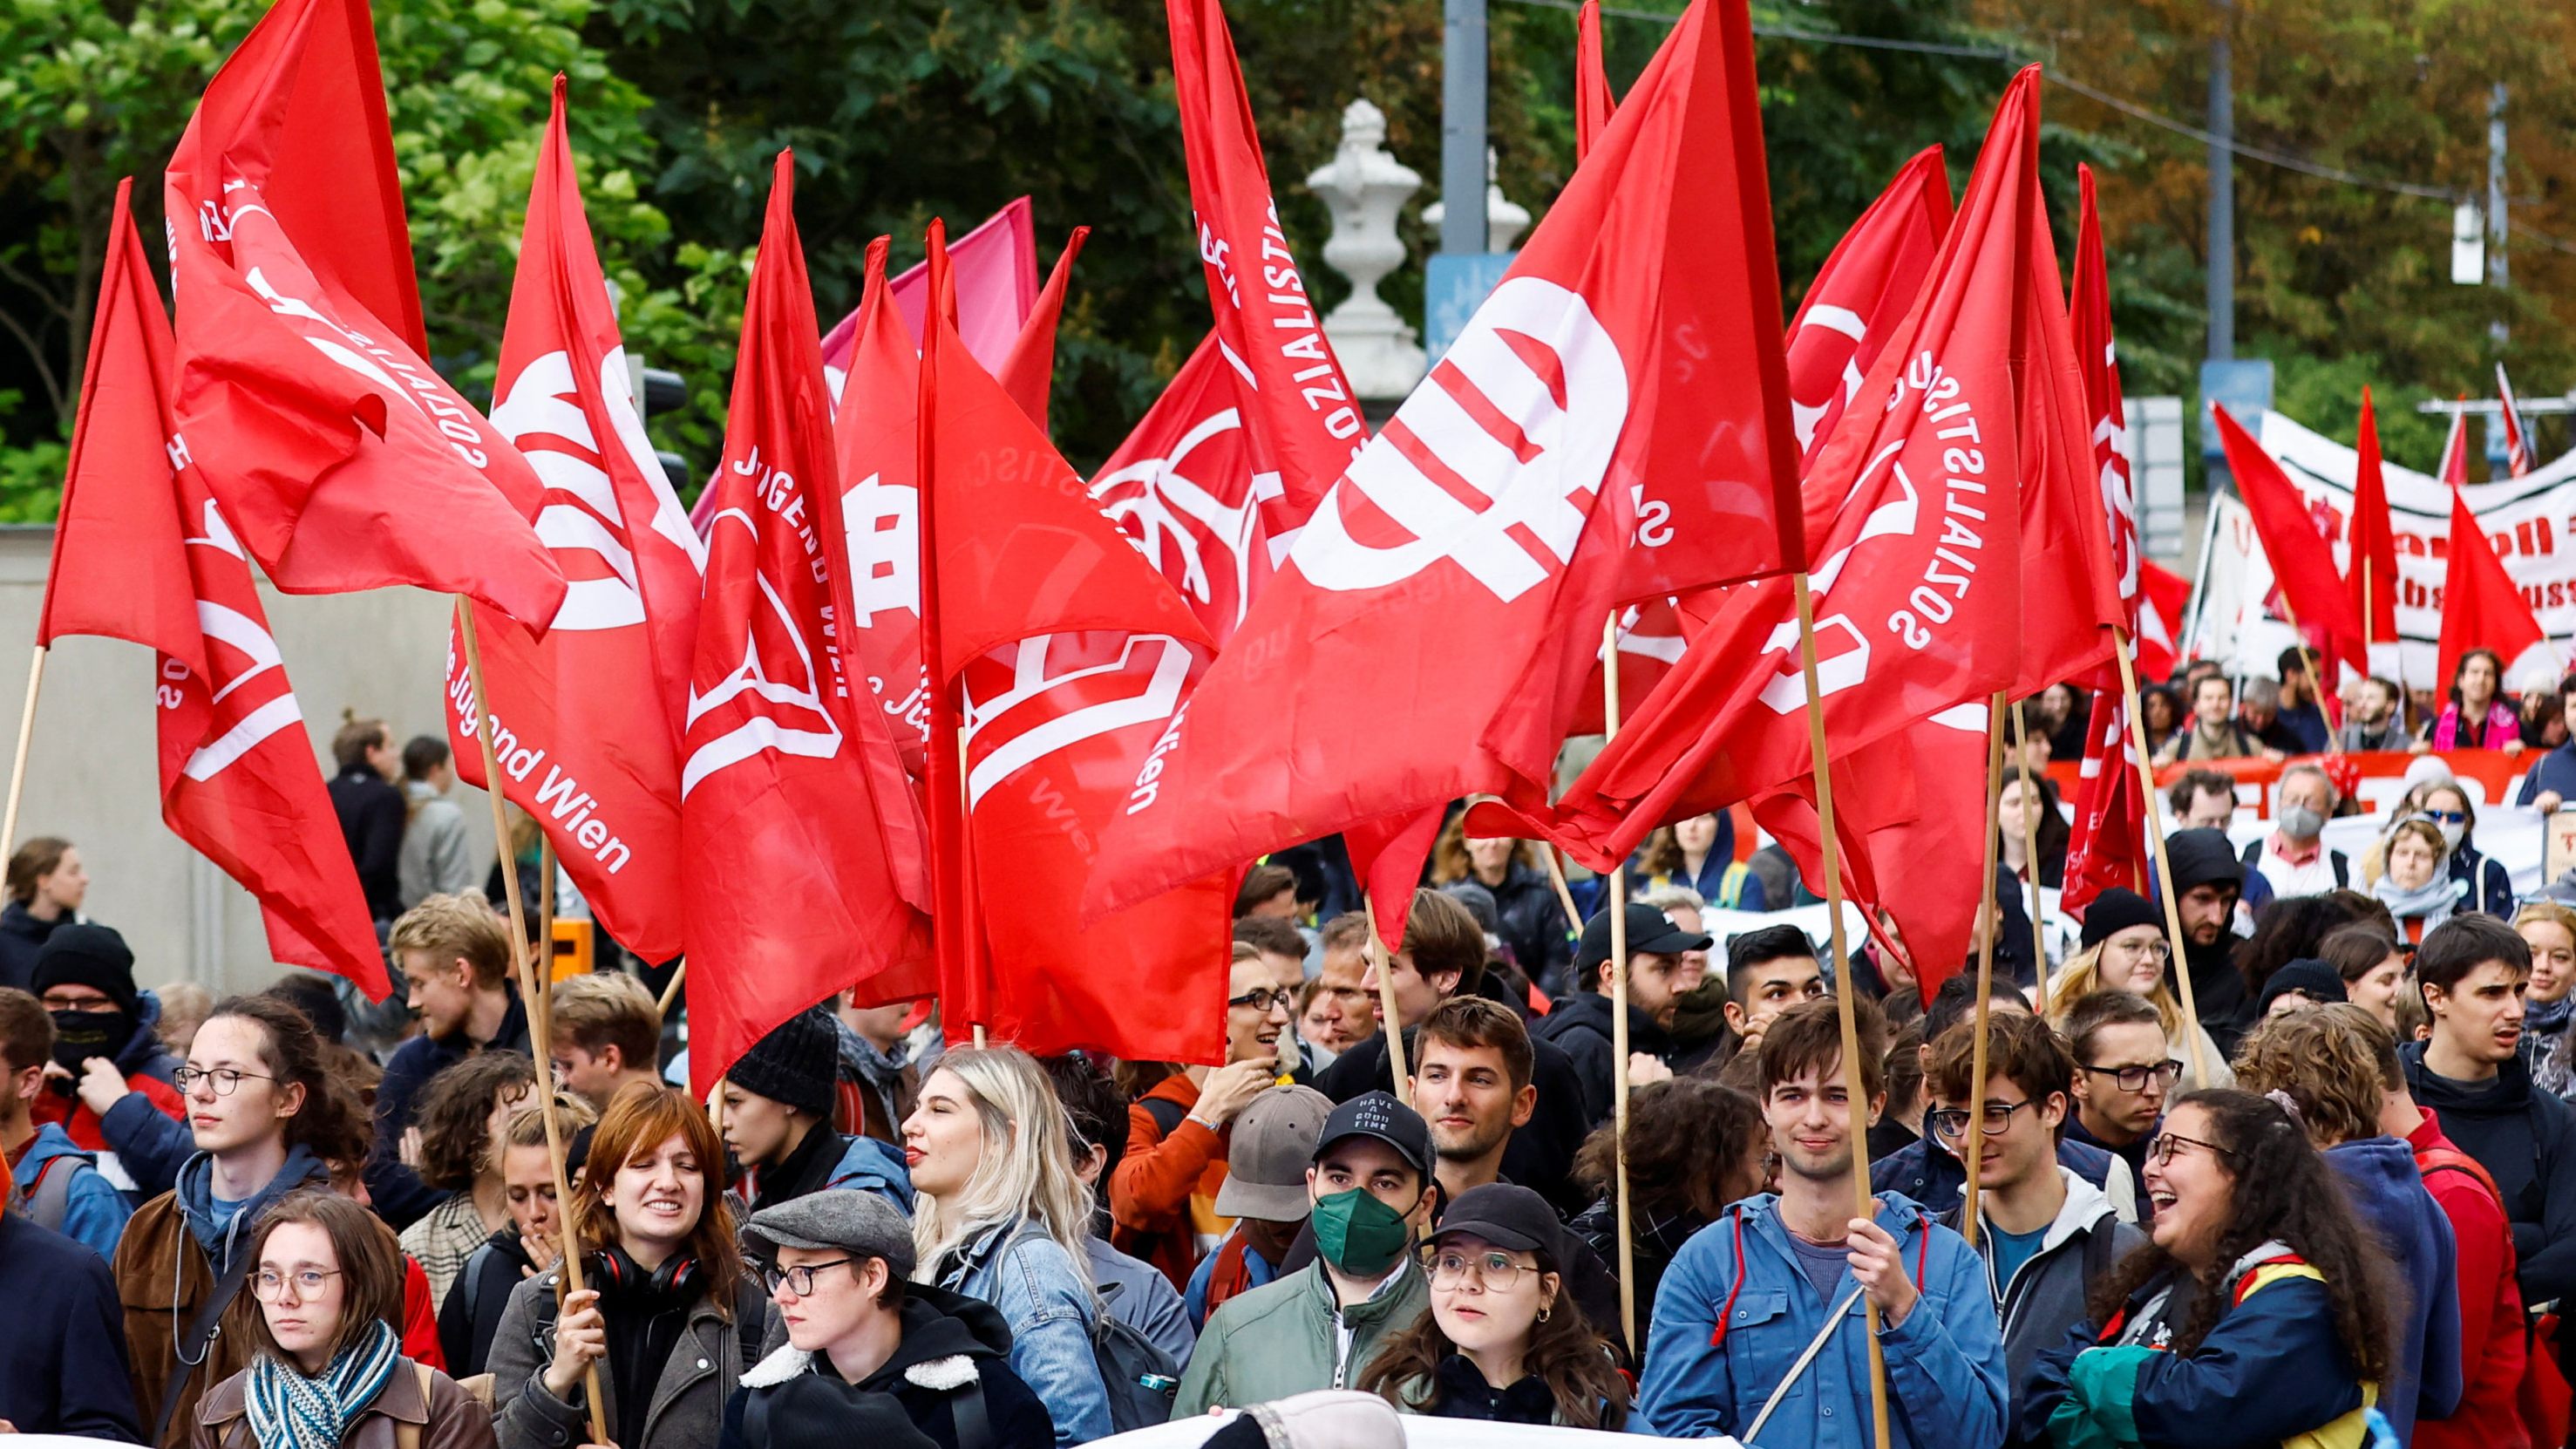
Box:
[2043,888,2233,1091]
[2519,900,2576,1093]
[902,1045,1112,1445]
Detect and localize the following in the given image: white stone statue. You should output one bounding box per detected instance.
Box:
[1306,99,1425,402]
[1423,146,1531,253]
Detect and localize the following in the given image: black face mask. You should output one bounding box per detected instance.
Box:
[51,1006,132,1075]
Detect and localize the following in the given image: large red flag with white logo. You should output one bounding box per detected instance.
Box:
[443,80,703,963]
[1576,0,1615,157]
[680,155,931,1097]
[1090,334,1268,648]
[163,0,565,630]
[1167,0,1370,538]
[2212,403,2365,673]
[1784,147,1953,481]
[1539,68,2083,872]
[1093,0,1802,921]
[42,182,385,997]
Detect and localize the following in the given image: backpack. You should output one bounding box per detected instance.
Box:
[2240,839,2349,888]
[5,1152,80,1235]
[1091,1280,1183,1432]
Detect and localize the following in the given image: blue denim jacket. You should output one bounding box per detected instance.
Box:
[1637,1191,2008,1449]
[935,1219,1113,1445]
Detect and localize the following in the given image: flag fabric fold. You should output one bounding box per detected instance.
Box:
[44,180,386,997]
[995,228,1091,433]
[2348,386,2401,648]
[2436,399,2471,486]
[1089,334,1268,648]
[1784,146,1953,481]
[1576,0,1615,157]
[2212,403,2366,673]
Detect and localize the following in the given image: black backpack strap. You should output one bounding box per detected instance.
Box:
[2331,852,2349,888]
[1139,1095,1189,1141]
[153,1239,257,1446]
[2240,840,2262,867]
[951,1373,993,1449]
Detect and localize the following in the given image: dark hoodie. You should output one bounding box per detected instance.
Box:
[0,899,66,992]
[438,1226,538,1377]
[2161,828,2253,1056]
[718,1282,1057,1449]
[2322,1136,2464,1442]
[2401,1041,2576,1309]
[1529,990,1677,1126]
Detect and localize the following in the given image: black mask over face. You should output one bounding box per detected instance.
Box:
[51,1006,133,1076]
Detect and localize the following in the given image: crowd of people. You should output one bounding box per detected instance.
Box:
[10,663,2576,1449]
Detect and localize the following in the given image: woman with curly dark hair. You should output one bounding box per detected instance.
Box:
[1361,1184,1628,1427]
[1566,1078,1766,1345]
[395,1050,534,1309]
[2237,893,2371,1006]
[2024,1089,2396,1449]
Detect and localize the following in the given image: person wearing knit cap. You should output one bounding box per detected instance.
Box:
[2043,888,2234,1094]
[2078,887,2163,951]
[2255,958,2350,1020]
[28,922,185,1157]
[724,1007,914,1221]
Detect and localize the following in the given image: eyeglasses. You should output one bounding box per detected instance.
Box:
[174,1066,276,1097]
[1929,1099,2037,1140]
[761,1258,856,1296]
[2145,1131,2234,1167]
[1427,1248,1535,1289]
[2077,1059,2185,1093]
[252,1268,345,1301]
[1227,988,1295,1013]
[2109,937,2173,963]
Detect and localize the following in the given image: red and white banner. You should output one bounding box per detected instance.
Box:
[1089,334,1267,648]
[43,182,386,997]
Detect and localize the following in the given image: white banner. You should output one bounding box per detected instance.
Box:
[2189,409,2576,689]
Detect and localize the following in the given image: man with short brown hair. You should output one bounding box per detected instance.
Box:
[546,971,663,1108]
[373,892,528,1227]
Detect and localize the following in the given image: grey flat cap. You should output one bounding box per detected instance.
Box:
[742,1188,916,1281]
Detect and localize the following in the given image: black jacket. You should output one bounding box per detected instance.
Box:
[1417,1354,1566,1425]
[718,1284,1055,1449]
[1485,861,1574,996]
[2163,827,2253,1055]
[330,765,407,922]
[439,1227,538,1377]
[0,900,66,993]
[370,990,532,1228]
[1315,1023,1592,1214]
[1528,991,1676,1127]
[2400,1042,2576,1307]
[0,1207,141,1439]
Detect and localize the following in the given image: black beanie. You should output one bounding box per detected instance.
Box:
[2079,888,2163,949]
[2256,958,2348,1017]
[32,923,139,1017]
[726,1007,839,1120]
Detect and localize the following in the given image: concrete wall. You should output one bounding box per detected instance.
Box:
[0,526,495,998]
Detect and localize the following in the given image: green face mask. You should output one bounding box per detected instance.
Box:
[1310,1187,1415,1277]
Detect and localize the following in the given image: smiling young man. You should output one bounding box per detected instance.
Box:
[1173,1091,1437,1415]
[1720,924,1828,1059]
[1638,997,2007,1449]
[2400,914,2576,1315]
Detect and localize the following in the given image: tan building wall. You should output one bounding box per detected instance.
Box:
[0,526,494,998]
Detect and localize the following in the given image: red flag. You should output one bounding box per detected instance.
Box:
[1576,0,1615,158]
[680,154,931,1098]
[2437,485,2552,697]
[2437,400,2471,486]
[820,197,1037,381]
[2212,404,2365,672]
[917,221,1223,1046]
[1567,598,1689,736]
[2061,686,2144,920]
[44,182,385,997]
[2070,165,2138,644]
[995,228,1090,433]
[1537,68,2076,871]
[163,0,567,630]
[1784,147,1952,478]
[1089,334,1268,648]
[2498,364,2537,478]
[1167,0,1370,536]
[830,241,936,778]
[1091,0,1803,919]
[2349,387,2401,646]
[444,79,703,962]
[2137,558,2189,683]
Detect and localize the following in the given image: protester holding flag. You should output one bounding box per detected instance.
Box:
[438,1094,600,1379]
[490,1082,770,1449]
[902,1047,1112,1445]
[2419,650,2525,753]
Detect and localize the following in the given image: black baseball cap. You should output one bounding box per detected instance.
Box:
[1576,901,1715,975]
[1313,1091,1434,1177]
[1432,1183,1567,1266]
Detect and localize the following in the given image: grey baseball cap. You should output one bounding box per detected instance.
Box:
[742,1188,916,1281]
[1213,1085,1334,1221]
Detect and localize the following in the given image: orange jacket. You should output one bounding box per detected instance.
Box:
[1109,1072,1230,1289]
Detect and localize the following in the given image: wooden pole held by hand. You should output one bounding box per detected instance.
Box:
[2011,700,2049,1003]
[458,602,608,1445]
[1601,611,1638,1353]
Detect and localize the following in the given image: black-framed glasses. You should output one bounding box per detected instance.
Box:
[1427,1248,1534,1289]
[2078,1059,2185,1093]
[1929,1099,2037,1140]
[174,1066,276,1097]
[252,1268,344,1301]
[1227,988,1295,1013]
[761,1258,857,1296]
[2146,1131,2234,1167]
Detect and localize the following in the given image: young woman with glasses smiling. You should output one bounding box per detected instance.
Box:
[190,1189,493,1449]
[1360,1183,1627,1427]
[2043,889,2233,1092]
[2024,1090,2397,1449]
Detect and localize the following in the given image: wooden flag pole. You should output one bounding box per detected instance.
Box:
[2114,629,2210,1086]
[1960,692,2008,1251]
[533,838,558,1048]
[1363,891,1409,1105]
[1791,575,1893,1449]
[656,959,687,1017]
[0,644,46,861]
[2274,595,2327,723]
[1601,612,1637,1353]
[457,602,608,1444]
[1542,846,1586,943]
[2011,700,2049,1003]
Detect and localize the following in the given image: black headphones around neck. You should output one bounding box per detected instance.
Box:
[588,1242,698,1304]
